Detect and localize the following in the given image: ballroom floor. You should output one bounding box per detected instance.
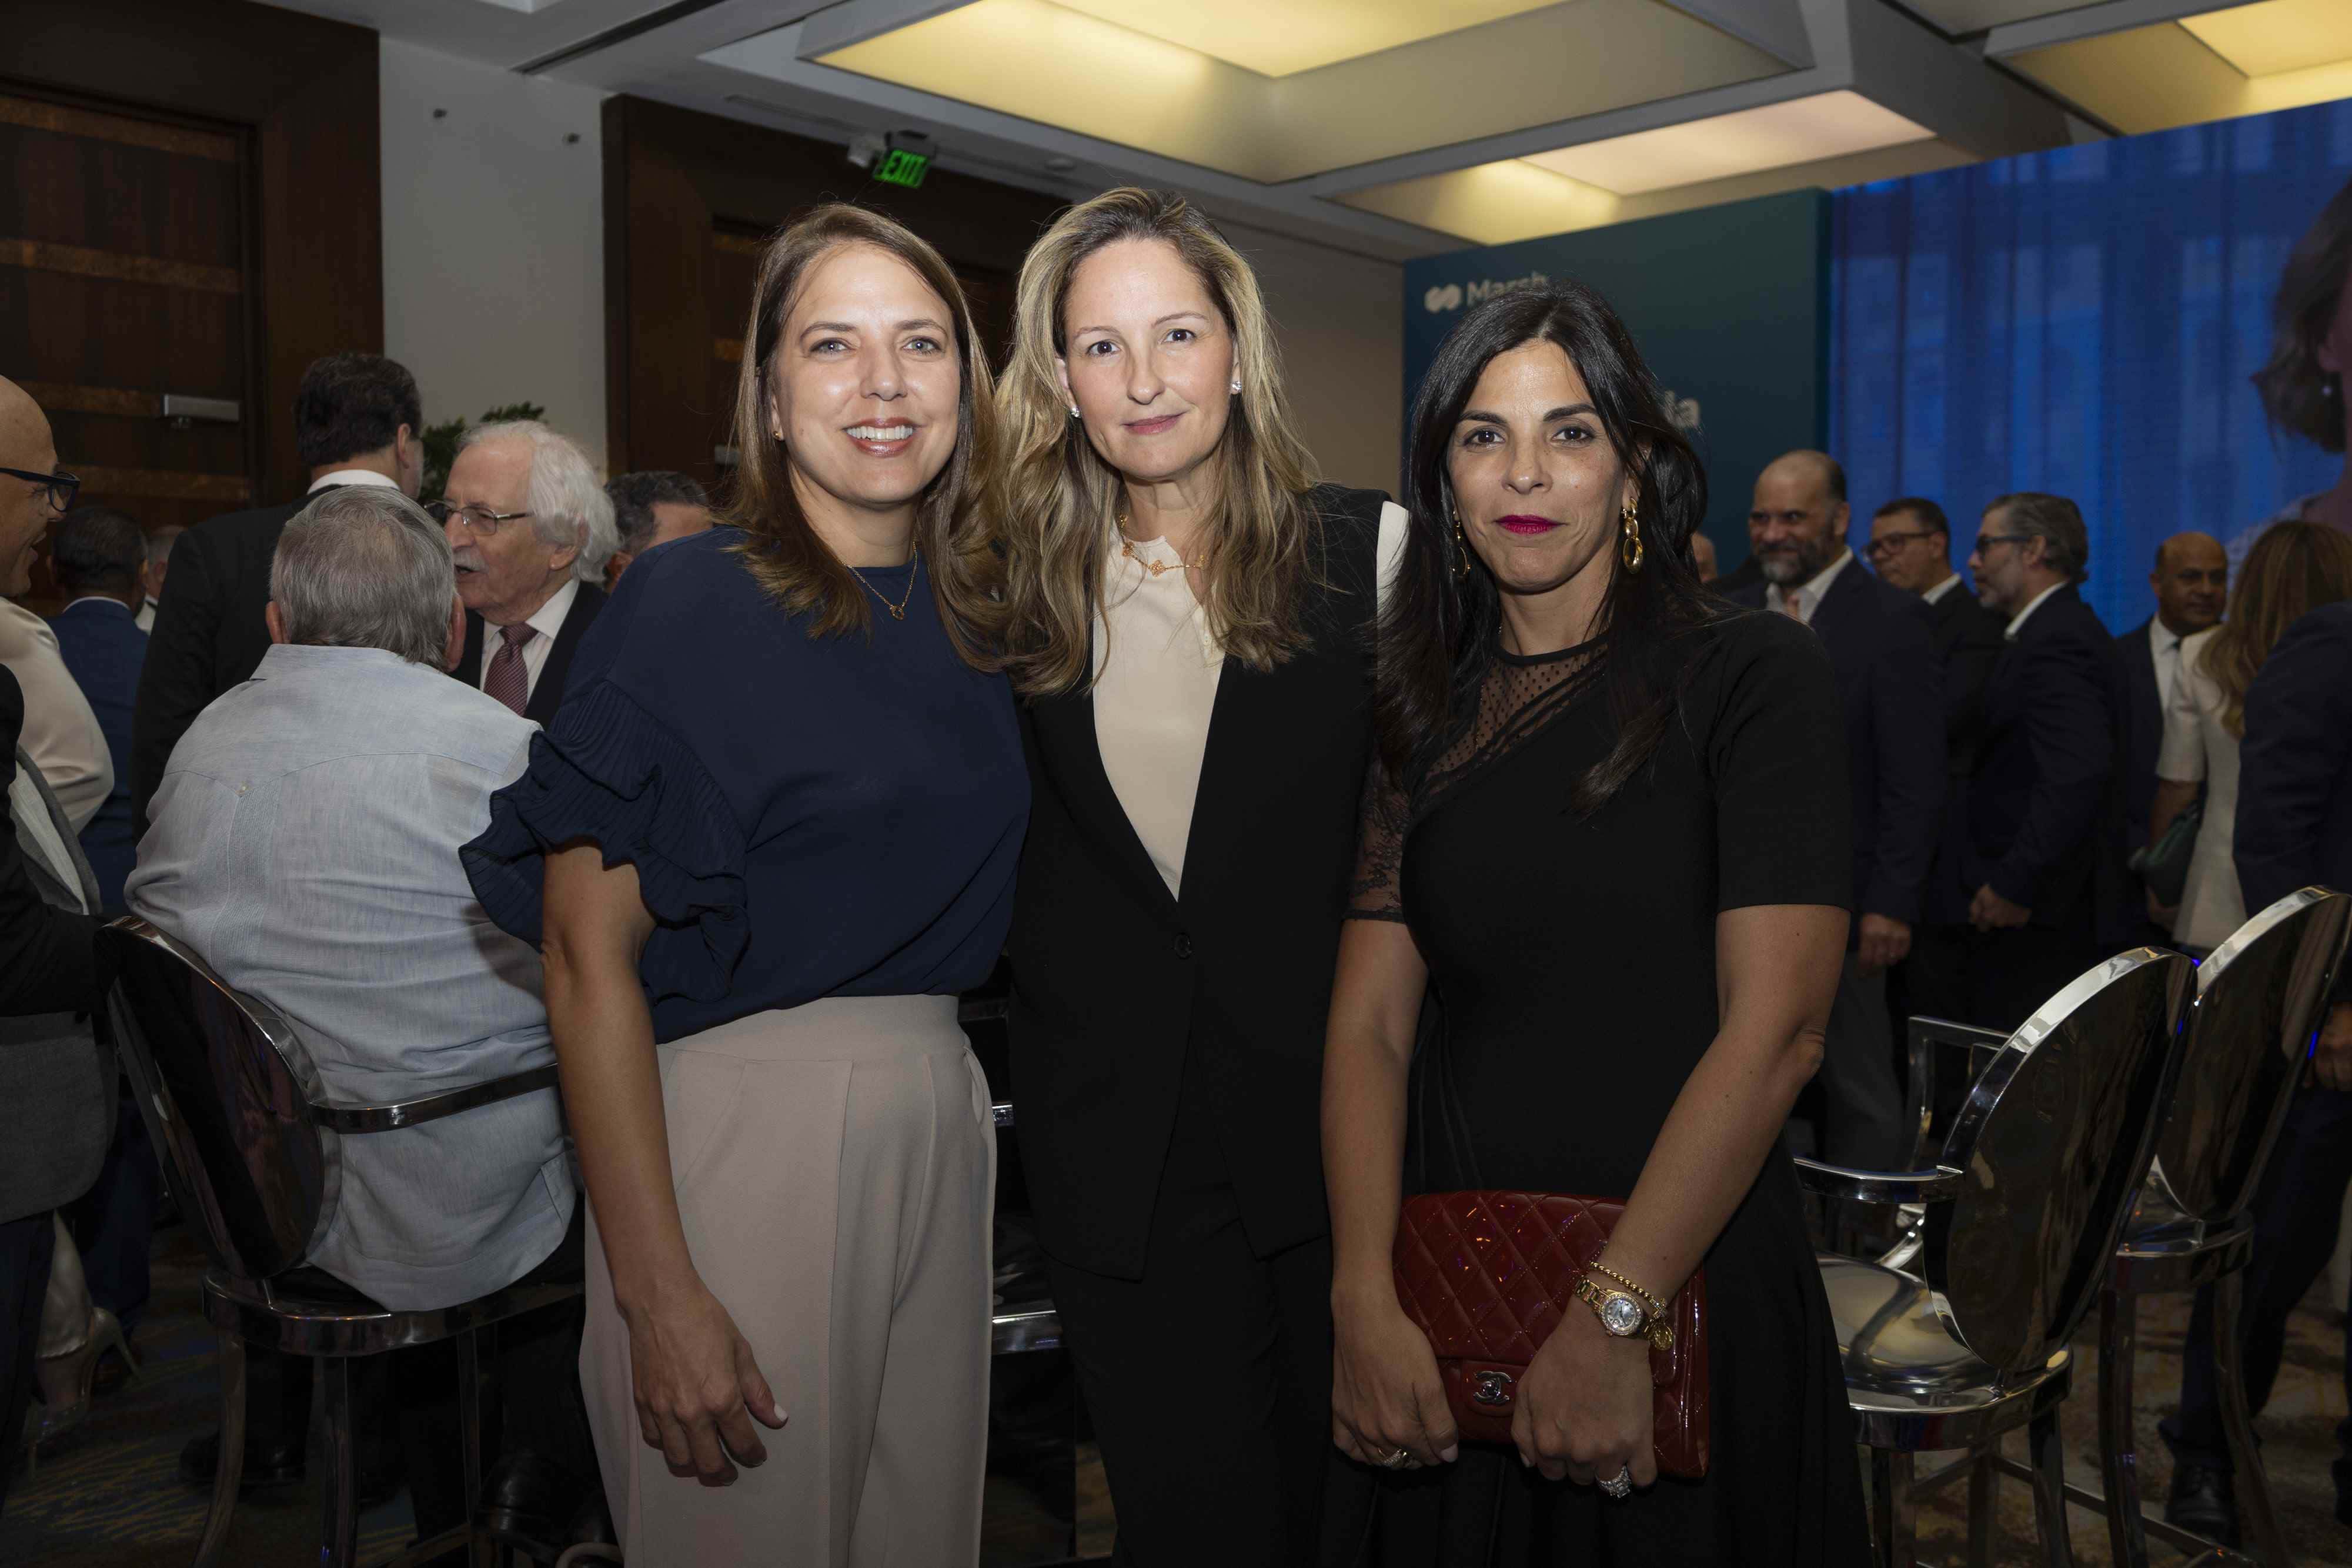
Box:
[4,1223,2346,1567]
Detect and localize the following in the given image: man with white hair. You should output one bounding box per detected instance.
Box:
[433,420,615,723]
[131,486,604,1556]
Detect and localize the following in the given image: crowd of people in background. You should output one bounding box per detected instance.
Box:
[1,173,2351,1567]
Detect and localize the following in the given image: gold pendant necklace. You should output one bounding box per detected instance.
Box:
[854,545,919,620]
[1115,505,1195,579]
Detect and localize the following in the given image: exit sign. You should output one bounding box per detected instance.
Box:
[874,148,931,189]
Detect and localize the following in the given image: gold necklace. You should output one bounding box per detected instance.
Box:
[853,545,920,620]
[1115,506,1195,579]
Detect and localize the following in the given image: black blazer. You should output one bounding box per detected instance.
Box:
[2113,618,2166,850]
[1008,484,1385,1280]
[1,667,99,1016]
[1966,584,2116,930]
[2236,601,2352,917]
[1732,563,1945,928]
[449,583,607,725]
[131,495,324,824]
[1919,583,2007,927]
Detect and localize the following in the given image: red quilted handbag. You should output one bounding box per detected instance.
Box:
[1391,1190,1709,1476]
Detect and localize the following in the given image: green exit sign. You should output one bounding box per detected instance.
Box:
[874,148,931,189]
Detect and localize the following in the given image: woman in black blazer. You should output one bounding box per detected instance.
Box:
[994,187,1404,1565]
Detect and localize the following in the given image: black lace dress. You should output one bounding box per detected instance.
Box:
[1345,613,1869,1566]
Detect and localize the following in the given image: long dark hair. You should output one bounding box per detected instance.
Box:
[1377,280,1722,813]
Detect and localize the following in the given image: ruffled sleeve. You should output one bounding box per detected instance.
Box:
[462,679,749,1006]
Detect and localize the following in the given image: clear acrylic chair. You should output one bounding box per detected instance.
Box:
[99,917,581,1568]
[1798,947,2196,1568]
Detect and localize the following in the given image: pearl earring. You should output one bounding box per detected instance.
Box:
[1230,379,1241,394]
[1068,405,1081,418]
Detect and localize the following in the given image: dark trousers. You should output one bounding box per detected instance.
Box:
[63,1086,162,1335]
[2161,1086,2352,1470]
[1813,955,1907,1169]
[0,1212,58,1517]
[1046,1066,1335,1567]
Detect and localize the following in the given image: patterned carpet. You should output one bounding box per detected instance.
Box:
[5,1227,2347,1566]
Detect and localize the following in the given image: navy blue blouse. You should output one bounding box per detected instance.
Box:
[462,527,1028,1044]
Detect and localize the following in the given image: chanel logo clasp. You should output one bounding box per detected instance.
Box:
[1471,1370,1515,1407]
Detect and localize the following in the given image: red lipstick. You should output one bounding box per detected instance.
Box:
[1496,514,1558,536]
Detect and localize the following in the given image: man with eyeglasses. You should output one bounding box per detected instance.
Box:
[0,383,111,836]
[1953,493,2117,1031]
[131,354,426,831]
[433,421,616,723]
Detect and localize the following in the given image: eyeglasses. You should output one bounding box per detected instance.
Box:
[1,466,80,515]
[426,499,532,537]
[1863,529,1940,560]
[1973,533,2031,554]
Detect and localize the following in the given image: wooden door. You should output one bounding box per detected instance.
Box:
[0,89,256,608]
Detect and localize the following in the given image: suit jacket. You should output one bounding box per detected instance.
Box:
[1,666,112,1222]
[1732,564,1945,928]
[449,583,607,725]
[1967,585,2116,930]
[1008,484,1384,1279]
[1919,584,2007,926]
[49,599,147,913]
[132,492,346,826]
[2236,601,2352,920]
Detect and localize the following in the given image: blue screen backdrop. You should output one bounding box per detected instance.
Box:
[1829,98,2352,633]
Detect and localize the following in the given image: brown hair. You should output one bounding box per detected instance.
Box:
[994,188,1319,696]
[2196,519,2352,735]
[2253,176,2352,454]
[724,203,1004,667]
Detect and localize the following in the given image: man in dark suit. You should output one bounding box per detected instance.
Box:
[1735,452,1943,1168]
[132,354,423,825]
[2112,532,2227,938]
[2161,599,2352,1544]
[1955,493,2117,1031]
[435,421,614,723]
[0,375,111,1520]
[46,507,149,915]
[1866,497,2009,1034]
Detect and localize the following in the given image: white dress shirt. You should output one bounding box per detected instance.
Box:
[308,467,405,495]
[1922,573,1963,606]
[2154,627,2243,951]
[1765,547,1855,626]
[2004,581,2066,641]
[2147,616,2186,716]
[476,577,580,708]
[1094,501,1406,898]
[0,600,111,831]
[133,600,155,633]
[129,643,569,1310]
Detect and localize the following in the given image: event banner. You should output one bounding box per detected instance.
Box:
[1403,189,1830,571]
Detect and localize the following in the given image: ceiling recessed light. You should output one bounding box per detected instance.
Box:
[1048,0,1561,78]
[1519,91,1933,196]
[2179,0,2352,79]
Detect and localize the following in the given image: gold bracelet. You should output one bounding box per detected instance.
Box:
[1573,1278,1676,1353]
[1588,1259,1668,1316]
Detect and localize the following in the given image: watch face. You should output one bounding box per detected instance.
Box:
[1600,1293,1643,1337]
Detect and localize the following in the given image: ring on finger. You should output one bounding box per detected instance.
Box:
[1379,1447,1414,1470]
[1600,1465,1634,1500]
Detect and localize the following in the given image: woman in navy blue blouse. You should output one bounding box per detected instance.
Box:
[463,206,1025,1563]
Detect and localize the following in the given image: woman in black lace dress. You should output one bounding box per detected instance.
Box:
[1323,282,1870,1564]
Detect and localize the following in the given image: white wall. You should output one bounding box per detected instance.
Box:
[380,40,609,466]
[1232,223,1404,497]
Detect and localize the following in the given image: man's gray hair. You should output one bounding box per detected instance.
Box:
[145,523,183,568]
[1986,491,2090,584]
[270,487,457,666]
[461,420,617,583]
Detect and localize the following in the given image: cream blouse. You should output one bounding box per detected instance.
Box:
[1094,500,1408,897]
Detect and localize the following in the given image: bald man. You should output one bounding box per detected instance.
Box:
[1734,450,1943,1168]
[0,375,113,1518]
[2113,533,2228,937]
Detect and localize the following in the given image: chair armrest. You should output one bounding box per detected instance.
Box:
[1900,1016,2012,1169]
[1791,1156,1968,1205]
[310,1064,562,1134]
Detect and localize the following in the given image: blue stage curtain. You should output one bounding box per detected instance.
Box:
[1829,99,2352,631]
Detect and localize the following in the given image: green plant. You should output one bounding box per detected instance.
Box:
[419,401,547,504]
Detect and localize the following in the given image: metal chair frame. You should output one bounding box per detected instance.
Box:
[1798,949,2197,1568]
[101,917,579,1568]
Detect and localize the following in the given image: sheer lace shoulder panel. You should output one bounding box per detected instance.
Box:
[1346,757,1410,922]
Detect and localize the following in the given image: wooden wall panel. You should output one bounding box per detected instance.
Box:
[604,96,1068,494]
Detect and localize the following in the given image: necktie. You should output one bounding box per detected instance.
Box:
[485,622,537,716]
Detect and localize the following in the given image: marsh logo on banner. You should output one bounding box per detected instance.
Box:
[1402,190,1828,567]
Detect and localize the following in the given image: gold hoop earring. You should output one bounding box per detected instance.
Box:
[1452,512,1473,580]
[1619,502,1643,574]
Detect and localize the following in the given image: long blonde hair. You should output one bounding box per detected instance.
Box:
[2196,519,2352,735]
[995,188,1319,695]
[723,204,1004,667]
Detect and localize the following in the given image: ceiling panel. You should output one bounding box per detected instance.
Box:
[2179,0,2352,78]
[1521,91,1934,195]
[1050,0,1562,79]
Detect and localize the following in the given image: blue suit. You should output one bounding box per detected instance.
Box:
[48,598,145,914]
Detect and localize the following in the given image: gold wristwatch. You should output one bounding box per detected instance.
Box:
[1573,1275,1675,1353]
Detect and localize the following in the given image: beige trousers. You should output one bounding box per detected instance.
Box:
[583,995,995,1566]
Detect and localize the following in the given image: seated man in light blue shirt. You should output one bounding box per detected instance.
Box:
[129,486,602,1550]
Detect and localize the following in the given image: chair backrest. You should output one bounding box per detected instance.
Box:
[2144,888,2352,1229]
[1925,947,2194,1383]
[100,918,338,1282]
